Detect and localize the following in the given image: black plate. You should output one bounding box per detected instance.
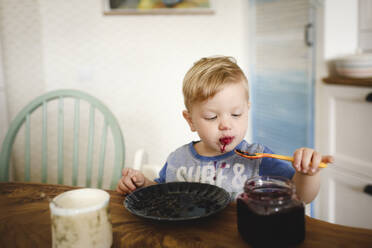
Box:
[124,182,231,221]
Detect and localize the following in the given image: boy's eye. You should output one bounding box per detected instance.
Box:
[205,116,217,120]
[232,113,241,117]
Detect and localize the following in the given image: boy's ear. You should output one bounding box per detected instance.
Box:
[182,110,196,132]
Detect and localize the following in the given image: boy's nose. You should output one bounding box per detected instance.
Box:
[218,118,231,130]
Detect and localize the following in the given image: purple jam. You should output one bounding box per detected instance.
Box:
[219,137,233,153]
[237,178,305,247]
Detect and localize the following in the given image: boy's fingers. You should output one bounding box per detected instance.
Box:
[124,175,137,191]
[322,155,334,164]
[116,184,126,194]
[116,185,122,194]
[133,171,145,185]
[122,168,131,177]
[117,168,146,195]
[117,179,130,194]
[293,147,312,173]
[293,148,303,170]
[310,151,321,174]
[131,176,138,186]
[300,149,313,174]
[293,150,333,175]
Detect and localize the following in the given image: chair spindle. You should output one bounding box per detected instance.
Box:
[86,105,95,187]
[25,114,31,181]
[72,99,80,186]
[98,119,108,189]
[42,101,48,183]
[57,97,64,184]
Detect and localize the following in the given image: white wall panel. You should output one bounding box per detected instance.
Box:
[0,0,250,176]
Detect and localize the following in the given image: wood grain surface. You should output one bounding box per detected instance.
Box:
[323,77,372,87]
[1,182,372,248]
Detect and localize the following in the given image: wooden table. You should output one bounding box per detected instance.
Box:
[1,182,372,248]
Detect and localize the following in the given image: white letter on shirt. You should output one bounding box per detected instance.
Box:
[216,164,230,187]
[176,166,188,181]
[201,165,216,185]
[189,165,201,182]
[232,163,247,189]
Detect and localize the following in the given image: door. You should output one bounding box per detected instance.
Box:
[319,166,372,229]
[249,0,317,156]
[316,85,372,229]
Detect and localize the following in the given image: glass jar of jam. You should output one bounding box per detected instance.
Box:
[237,176,305,247]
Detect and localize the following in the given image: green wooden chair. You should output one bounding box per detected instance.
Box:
[0,89,125,190]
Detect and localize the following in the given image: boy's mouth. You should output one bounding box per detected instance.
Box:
[219,136,234,153]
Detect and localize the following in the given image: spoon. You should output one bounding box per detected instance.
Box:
[235,149,328,168]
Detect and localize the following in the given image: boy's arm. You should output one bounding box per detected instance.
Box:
[292,172,320,204]
[292,148,334,204]
[117,162,168,194]
[143,177,157,187]
[153,162,168,184]
[117,168,156,195]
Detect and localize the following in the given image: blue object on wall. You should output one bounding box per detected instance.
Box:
[249,0,316,155]
[249,0,318,216]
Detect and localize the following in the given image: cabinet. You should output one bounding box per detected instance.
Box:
[315,82,372,229]
[359,0,372,52]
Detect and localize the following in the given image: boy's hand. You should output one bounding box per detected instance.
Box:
[116,168,145,195]
[293,148,334,176]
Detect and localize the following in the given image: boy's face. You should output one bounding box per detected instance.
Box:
[183,82,250,156]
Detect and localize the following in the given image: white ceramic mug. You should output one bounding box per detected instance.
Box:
[49,188,113,248]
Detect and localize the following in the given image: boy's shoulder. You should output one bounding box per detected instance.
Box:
[166,142,192,159]
[171,142,191,154]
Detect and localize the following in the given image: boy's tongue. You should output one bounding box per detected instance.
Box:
[219,137,233,153]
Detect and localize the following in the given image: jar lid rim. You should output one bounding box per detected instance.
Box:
[244,176,294,188]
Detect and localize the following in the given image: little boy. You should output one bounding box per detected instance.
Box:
[117,56,333,203]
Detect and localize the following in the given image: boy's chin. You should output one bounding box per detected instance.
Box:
[218,145,233,154]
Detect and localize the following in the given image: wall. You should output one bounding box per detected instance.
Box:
[313,0,359,218]
[324,0,358,59]
[0,0,250,177]
[0,39,7,152]
[316,0,358,148]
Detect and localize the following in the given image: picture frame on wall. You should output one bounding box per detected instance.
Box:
[103,0,214,15]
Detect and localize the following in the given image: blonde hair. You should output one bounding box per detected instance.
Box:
[182,56,249,111]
